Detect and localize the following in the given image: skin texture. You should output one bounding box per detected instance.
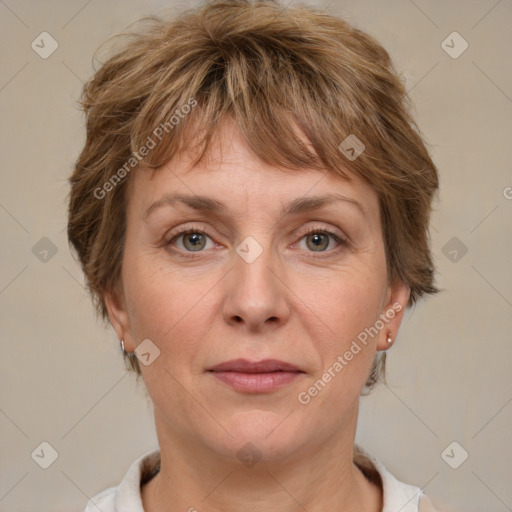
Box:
[106,118,410,512]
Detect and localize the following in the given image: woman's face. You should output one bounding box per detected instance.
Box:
[106,119,409,465]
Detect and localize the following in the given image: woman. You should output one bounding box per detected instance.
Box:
[67,1,442,510]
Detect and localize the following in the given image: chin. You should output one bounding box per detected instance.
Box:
[204,411,307,463]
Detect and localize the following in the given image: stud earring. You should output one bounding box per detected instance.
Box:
[386,332,393,344]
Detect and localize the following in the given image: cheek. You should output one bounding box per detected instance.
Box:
[122,253,217,359]
[290,270,386,401]
[295,270,385,342]
[294,282,381,414]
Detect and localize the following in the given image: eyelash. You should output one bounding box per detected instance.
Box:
[165,224,349,259]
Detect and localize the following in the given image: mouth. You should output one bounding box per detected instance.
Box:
[208,358,303,373]
[207,359,304,393]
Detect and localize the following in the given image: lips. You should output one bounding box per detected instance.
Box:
[207,358,304,393]
[208,358,303,373]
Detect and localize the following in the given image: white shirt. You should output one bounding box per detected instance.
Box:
[83,447,439,512]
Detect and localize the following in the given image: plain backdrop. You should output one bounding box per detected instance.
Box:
[1,1,511,511]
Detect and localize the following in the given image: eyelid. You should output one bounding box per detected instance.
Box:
[165,224,213,246]
[293,223,348,243]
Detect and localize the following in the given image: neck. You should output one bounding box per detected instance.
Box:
[142,405,382,512]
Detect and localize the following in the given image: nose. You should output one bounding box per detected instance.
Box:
[222,239,291,333]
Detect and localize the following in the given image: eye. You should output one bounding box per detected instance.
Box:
[165,224,349,259]
[166,226,216,254]
[294,226,348,256]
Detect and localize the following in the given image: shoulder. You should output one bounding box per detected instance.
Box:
[82,450,161,512]
[354,445,443,512]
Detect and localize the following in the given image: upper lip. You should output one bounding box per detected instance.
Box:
[208,358,303,373]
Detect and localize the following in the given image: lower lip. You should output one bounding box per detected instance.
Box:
[210,371,302,393]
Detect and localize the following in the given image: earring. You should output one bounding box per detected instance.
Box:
[121,339,135,357]
[386,332,393,344]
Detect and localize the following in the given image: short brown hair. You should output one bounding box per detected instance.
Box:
[67,0,439,386]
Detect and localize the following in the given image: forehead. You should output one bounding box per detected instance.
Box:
[126,118,379,223]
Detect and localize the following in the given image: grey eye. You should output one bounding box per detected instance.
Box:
[169,230,214,252]
[305,232,331,251]
[181,231,208,251]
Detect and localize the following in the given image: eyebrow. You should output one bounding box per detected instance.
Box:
[143,192,365,221]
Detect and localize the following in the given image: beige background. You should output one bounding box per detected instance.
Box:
[1,0,511,511]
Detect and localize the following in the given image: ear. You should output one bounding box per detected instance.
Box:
[104,281,134,352]
[376,280,410,352]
